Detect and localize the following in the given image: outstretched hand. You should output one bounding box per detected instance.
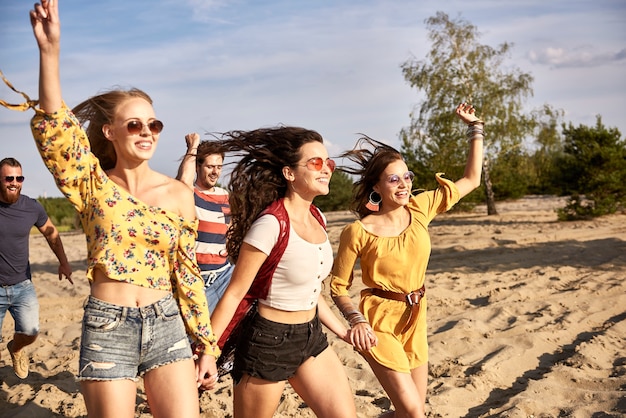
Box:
[30,0,60,52]
[455,102,481,125]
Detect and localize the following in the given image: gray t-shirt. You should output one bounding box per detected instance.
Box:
[0,194,49,285]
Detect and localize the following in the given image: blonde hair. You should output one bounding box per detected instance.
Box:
[72,88,153,171]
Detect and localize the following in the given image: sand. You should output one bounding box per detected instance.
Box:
[1,196,625,417]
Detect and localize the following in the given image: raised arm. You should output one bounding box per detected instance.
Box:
[30,0,62,113]
[176,133,201,189]
[453,102,484,199]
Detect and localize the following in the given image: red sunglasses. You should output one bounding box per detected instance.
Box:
[125,120,164,135]
[302,157,336,173]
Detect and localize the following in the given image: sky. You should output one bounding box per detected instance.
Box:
[1,0,625,199]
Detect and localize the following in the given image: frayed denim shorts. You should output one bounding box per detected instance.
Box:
[233,310,329,383]
[77,293,193,381]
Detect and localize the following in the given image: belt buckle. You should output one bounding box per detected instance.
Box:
[406,292,419,306]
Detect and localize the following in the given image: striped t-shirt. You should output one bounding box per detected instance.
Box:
[194,186,231,272]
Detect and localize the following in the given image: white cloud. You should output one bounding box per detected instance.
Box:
[528,46,626,68]
[1,0,625,199]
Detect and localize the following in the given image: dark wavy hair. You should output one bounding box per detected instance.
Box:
[72,88,153,171]
[340,135,403,218]
[216,126,324,262]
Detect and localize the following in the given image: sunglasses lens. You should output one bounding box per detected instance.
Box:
[405,171,415,182]
[149,120,164,134]
[307,158,323,171]
[126,120,163,135]
[126,120,142,135]
[306,158,335,172]
[4,176,25,183]
[388,175,399,185]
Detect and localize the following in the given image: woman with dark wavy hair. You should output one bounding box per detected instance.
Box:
[209,126,357,418]
[330,103,484,418]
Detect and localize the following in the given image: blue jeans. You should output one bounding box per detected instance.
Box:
[77,293,193,381]
[0,280,39,340]
[202,262,234,313]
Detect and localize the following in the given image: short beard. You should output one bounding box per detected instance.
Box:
[0,188,20,204]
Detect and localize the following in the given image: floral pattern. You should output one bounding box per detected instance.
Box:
[31,104,218,355]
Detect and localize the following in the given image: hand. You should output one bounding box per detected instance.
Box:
[349,323,378,352]
[184,133,200,152]
[30,0,60,53]
[58,263,73,285]
[195,353,219,391]
[455,102,481,125]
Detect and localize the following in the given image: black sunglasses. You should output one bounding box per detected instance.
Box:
[4,176,25,183]
[125,120,164,135]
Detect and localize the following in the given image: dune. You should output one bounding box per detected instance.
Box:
[2,196,625,417]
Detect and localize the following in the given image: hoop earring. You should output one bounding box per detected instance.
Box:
[365,191,381,212]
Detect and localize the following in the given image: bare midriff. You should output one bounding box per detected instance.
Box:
[91,268,170,308]
[257,303,317,324]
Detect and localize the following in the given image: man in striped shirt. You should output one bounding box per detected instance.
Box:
[177,133,233,313]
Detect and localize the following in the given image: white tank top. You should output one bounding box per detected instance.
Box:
[244,214,333,311]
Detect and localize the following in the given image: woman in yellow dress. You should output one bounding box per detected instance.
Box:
[330,103,484,418]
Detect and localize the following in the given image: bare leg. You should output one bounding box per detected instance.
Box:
[289,347,356,418]
[144,359,199,418]
[80,379,137,418]
[367,356,427,418]
[233,374,286,418]
[11,332,37,351]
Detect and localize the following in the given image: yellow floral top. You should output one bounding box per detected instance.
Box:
[31,104,218,356]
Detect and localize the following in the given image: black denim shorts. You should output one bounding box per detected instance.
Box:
[233,310,329,383]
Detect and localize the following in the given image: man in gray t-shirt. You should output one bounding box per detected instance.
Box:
[0,157,73,379]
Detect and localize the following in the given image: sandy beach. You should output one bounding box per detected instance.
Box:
[1,196,625,417]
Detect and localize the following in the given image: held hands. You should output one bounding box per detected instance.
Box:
[455,102,482,126]
[348,322,378,352]
[30,0,60,53]
[195,353,219,391]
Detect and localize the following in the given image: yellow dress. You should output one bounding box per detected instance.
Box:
[330,174,458,372]
[31,104,218,355]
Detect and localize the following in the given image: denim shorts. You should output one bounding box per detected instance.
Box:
[78,293,193,381]
[0,279,39,338]
[233,310,329,383]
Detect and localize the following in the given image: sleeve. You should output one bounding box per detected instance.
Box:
[171,217,220,357]
[410,173,460,222]
[30,103,107,214]
[33,199,50,228]
[243,214,280,256]
[330,222,362,298]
